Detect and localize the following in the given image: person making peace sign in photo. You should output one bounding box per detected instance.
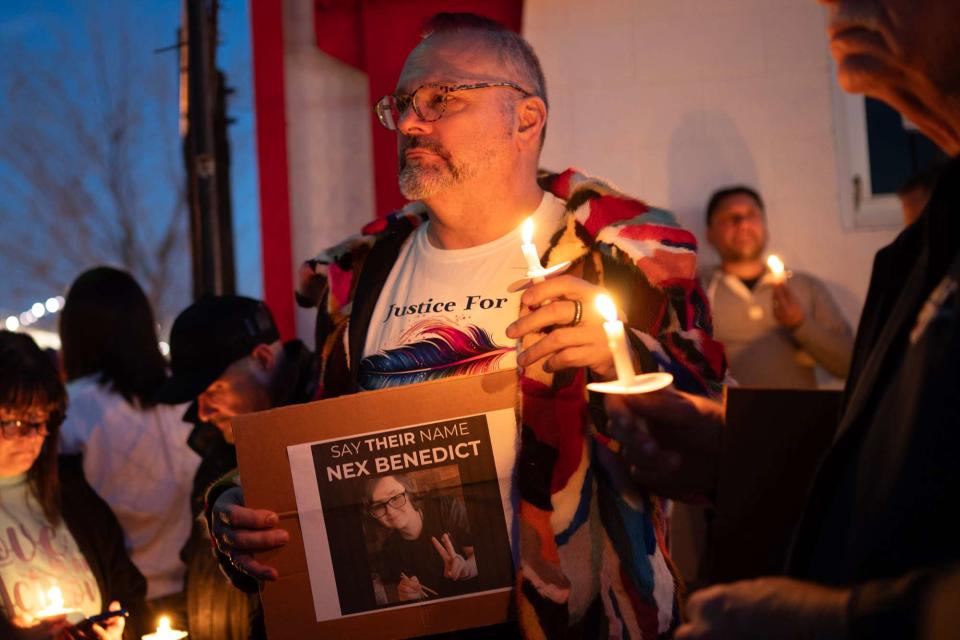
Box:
[363,473,478,603]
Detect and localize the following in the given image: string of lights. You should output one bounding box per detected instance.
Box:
[4,296,66,331]
[4,297,171,356]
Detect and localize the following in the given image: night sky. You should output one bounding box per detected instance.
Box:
[0,0,261,334]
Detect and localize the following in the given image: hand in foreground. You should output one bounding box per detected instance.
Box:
[772,283,804,328]
[506,276,619,379]
[397,574,425,601]
[676,577,849,640]
[605,386,724,499]
[211,486,290,581]
[10,615,70,640]
[431,533,477,580]
[86,601,124,640]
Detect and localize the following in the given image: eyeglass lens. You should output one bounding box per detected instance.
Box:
[0,419,48,439]
[377,85,450,131]
[369,491,407,517]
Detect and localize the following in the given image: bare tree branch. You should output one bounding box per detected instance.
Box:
[0,5,189,326]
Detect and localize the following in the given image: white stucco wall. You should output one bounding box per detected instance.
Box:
[525,0,900,328]
[283,0,376,344]
[281,0,903,339]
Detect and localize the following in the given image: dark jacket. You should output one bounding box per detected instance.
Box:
[58,455,149,638]
[788,156,960,638]
[184,339,316,640]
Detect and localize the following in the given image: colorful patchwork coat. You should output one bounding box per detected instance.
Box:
[297,169,727,638]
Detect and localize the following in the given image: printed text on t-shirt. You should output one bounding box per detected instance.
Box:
[384,295,510,323]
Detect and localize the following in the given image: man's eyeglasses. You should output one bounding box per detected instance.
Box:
[367,491,408,517]
[713,210,763,228]
[375,81,531,131]
[0,419,49,439]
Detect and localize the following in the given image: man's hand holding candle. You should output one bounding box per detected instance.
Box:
[603,388,724,500]
[771,283,804,329]
[505,275,621,379]
[766,254,804,328]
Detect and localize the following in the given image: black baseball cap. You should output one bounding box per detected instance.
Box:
[155,295,280,404]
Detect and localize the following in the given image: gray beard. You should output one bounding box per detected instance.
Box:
[398,161,461,200]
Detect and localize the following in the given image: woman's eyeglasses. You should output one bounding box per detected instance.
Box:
[0,419,49,439]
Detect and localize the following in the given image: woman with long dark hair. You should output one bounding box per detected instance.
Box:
[58,267,199,621]
[0,330,146,638]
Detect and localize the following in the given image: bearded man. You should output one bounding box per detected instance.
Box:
[703,185,854,387]
[206,12,725,639]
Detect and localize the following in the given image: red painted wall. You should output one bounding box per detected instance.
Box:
[251,0,295,337]
[315,0,523,215]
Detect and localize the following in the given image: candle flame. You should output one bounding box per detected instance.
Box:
[158,616,171,632]
[521,217,534,245]
[47,586,64,610]
[595,294,618,323]
[767,254,785,276]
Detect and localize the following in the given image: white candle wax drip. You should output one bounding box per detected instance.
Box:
[596,294,637,383]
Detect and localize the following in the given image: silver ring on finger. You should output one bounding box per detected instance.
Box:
[566,299,583,327]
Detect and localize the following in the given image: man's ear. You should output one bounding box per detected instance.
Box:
[516,96,547,145]
[249,342,278,373]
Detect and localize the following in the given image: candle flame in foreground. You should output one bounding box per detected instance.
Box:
[595,294,618,323]
[767,254,785,277]
[48,586,64,610]
[521,217,534,245]
[158,616,171,632]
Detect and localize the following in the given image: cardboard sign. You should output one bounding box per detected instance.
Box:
[232,370,518,639]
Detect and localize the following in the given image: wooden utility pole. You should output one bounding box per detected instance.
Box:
[183,0,235,299]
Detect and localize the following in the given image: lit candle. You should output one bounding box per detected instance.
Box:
[520,218,545,278]
[767,254,786,284]
[35,586,77,619]
[595,294,637,383]
[142,615,188,640]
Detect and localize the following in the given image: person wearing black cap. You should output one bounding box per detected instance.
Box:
[156,295,316,640]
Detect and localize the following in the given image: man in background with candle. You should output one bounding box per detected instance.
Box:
[207,12,726,638]
[702,185,854,388]
[609,0,960,637]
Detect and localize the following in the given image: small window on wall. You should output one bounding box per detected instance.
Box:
[831,76,949,229]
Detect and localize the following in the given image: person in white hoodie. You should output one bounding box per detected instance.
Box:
[58,266,199,627]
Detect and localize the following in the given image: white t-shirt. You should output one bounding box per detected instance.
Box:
[359,192,565,390]
[59,377,200,600]
[0,473,102,621]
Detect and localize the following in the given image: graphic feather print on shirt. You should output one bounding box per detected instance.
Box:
[359,319,514,390]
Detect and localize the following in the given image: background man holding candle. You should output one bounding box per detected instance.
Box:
[702,185,854,388]
[608,0,960,637]
[207,12,726,638]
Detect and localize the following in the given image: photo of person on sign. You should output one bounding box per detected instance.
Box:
[363,471,478,603]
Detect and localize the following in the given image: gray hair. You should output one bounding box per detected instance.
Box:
[422,13,548,144]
